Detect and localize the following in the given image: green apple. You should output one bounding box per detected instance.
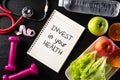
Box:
[88,16,108,36]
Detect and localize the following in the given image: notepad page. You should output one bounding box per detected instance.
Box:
[27,10,85,72]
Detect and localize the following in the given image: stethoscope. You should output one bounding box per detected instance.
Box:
[0,0,48,34]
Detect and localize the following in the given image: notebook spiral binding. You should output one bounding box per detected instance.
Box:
[27,10,56,53]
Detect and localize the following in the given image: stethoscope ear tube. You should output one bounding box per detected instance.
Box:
[25,0,48,21]
[0,14,24,34]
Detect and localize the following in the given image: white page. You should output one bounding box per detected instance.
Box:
[27,10,85,72]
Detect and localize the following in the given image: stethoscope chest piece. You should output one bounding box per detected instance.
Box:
[22,6,33,18]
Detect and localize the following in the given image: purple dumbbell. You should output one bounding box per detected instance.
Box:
[5,36,20,71]
[3,63,38,80]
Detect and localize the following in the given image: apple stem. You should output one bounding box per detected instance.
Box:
[104,44,108,49]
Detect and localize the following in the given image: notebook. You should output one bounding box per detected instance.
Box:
[27,10,85,72]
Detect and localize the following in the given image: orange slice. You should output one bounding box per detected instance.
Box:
[108,23,120,41]
[108,48,120,67]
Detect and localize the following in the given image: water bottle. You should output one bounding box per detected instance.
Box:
[58,0,120,17]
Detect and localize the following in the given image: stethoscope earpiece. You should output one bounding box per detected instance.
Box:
[22,6,34,18]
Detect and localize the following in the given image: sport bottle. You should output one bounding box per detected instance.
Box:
[58,0,120,17]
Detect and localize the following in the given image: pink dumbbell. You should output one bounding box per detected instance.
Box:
[5,36,20,71]
[3,63,38,80]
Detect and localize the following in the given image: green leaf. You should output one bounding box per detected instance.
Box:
[85,57,107,80]
[69,51,96,80]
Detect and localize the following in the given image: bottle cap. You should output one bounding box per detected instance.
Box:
[58,0,64,7]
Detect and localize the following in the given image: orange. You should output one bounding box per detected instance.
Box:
[108,48,120,68]
[108,23,120,41]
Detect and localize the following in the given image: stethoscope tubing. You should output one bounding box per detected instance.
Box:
[0,0,48,34]
[0,4,25,34]
[0,5,11,14]
[0,14,24,34]
[1,0,48,21]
